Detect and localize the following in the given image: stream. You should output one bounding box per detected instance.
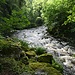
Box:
[13,26,75,75]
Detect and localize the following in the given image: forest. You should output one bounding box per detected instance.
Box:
[0,0,75,75]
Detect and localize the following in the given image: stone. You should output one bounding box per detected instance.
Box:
[26,51,36,58]
[37,54,53,64]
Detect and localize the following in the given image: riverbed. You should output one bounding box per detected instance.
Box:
[13,26,75,75]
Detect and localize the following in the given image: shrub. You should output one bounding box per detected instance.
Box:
[35,47,46,55]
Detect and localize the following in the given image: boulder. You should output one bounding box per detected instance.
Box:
[26,51,36,58]
[37,54,53,64]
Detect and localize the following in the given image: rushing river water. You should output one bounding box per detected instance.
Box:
[13,26,75,75]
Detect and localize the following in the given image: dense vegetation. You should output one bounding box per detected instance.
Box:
[42,0,75,43]
[0,0,75,40]
[0,0,75,75]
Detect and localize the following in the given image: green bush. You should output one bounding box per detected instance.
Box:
[35,47,46,55]
[10,10,30,29]
[0,10,30,36]
[42,0,75,40]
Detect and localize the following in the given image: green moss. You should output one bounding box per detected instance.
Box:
[29,62,62,75]
[29,62,51,70]
[20,51,26,58]
[21,56,29,65]
[37,54,53,64]
[0,38,30,58]
[0,57,27,74]
[44,67,62,75]
[26,51,36,58]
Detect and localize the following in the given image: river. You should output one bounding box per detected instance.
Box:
[13,26,75,75]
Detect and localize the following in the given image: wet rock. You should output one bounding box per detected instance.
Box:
[26,51,36,58]
[37,54,53,64]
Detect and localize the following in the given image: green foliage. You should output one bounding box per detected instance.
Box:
[10,10,30,29]
[35,47,46,55]
[21,56,29,65]
[42,0,75,40]
[0,10,30,36]
[26,51,36,58]
[52,59,63,73]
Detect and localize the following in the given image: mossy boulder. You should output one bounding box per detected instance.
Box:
[0,39,21,57]
[26,51,36,58]
[37,54,53,64]
[0,57,27,74]
[29,62,62,75]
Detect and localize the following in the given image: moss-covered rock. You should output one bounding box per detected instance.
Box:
[0,57,27,74]
[26,51,36,58]
[37,54,53,64]
[29,62,62,75]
